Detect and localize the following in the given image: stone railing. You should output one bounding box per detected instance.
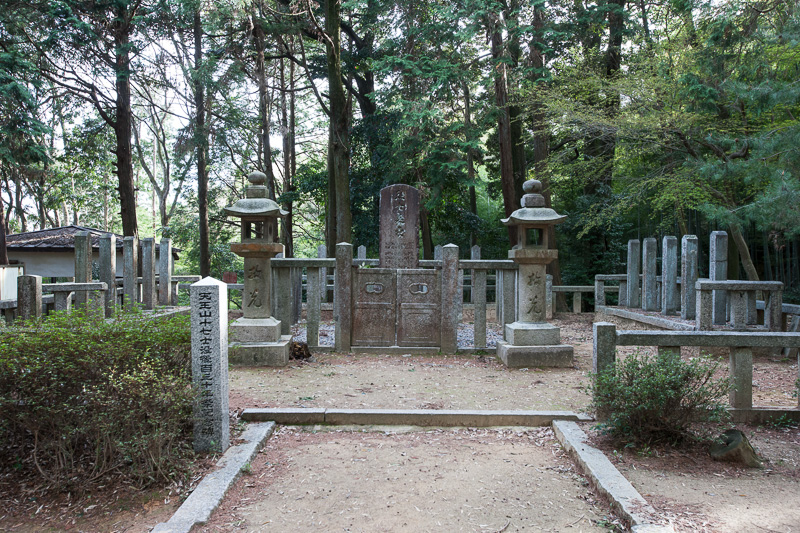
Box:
[695,280,783,331]
[594,275,625,306]
[42,282,108,312]
[593,322,800,423]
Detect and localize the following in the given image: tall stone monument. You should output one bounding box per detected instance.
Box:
[379,184,420,269]
[224,171,292,366]
[495,179,574,367]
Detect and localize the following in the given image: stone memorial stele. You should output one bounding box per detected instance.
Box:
[224,170,292,366]
[191,277,229,453]
[495,179,574,367]
[379,184,420,269]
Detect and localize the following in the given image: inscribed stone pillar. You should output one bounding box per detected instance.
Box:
[681,235,699,320]
[190,277,230,453]
[141,238,156,309]
[710,231,728,325]
[17,275,42,321]
[334,243,353,353]
[379,184,420,269]
[123,236,139,308]
[661,236,678,315]
[626,239,641,308]
[74,231,92,309]
[159,238,173,306]
[99,234,116,317]
[440,244,460,354]
[518,263,547,322]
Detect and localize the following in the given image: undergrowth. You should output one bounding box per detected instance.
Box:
[0,308,194,490]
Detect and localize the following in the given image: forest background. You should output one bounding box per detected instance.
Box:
[0,0,798,301]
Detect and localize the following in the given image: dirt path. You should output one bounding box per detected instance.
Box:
[229,315,597,414]
[199,426,611,532]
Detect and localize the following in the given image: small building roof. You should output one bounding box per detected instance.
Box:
[6,225,180,257]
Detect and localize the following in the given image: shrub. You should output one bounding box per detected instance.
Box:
[590,350,731,446]
[0,308,194,489]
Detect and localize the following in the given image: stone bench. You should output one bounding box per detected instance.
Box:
[593,322,800,421]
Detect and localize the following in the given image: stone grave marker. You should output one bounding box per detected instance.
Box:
[191,277,230,453]
[379,184,420,269]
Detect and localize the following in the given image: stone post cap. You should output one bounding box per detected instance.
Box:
[192,276,228,288]
[247,171,267,185]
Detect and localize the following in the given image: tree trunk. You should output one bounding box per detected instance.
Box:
[194,10,211,277]
[280,51,295,257]
[0,203,8,265]
[464,83,478,247]
[730,223,759,281]
[326,0,351,247]
[114,11,138,238]
[488,13,517,245]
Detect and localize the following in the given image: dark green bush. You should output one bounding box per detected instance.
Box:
[590,350,731,446]
[0,308,194,489]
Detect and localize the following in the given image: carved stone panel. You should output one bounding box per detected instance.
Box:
[379,184,420,269]
[397,269,441,347]
[352,268,397,346]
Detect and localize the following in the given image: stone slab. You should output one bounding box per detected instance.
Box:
[595,306,695,331]
[229,335,292,367]
[322,409,589,427]
[696,280,784,291]
[241,408,327,425]
[553,421,672,532]
[151,422,275,533]
[229,316,282,343]
[505,321,561,345]
[615,330,800,348]
[496,341,574,368]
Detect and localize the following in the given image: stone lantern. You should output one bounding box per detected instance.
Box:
[224,170,291,365]
[496,179,574,367]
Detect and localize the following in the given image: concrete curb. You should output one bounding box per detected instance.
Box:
[151,422,275,533]
[241,408,591,427]
[552,421,674,532]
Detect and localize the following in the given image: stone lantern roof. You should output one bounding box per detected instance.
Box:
[223,171,288,219]
[501,179,566,226]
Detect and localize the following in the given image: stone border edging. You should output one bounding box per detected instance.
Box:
[596,306,694,331]
[150,422,275,533]
[241,408,591,426]
[552,420,674,533]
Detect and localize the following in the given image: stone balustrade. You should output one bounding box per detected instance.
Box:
[695,280,783,331]
[42,282,108,312]
[593,322,800,423]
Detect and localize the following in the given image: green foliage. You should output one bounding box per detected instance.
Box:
[0,308,194,489]
[590,351,730,446]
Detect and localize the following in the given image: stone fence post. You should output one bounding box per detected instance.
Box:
[441,244,459,353]
[662,236,678,315]
[141,238,156,309]
[99,234,116,317]
[642,238,657,311]
[334,243,353,353]
[191,277,230,453]
[626,239,641,308]
[17,275,42,321]
[74,231,92,309]
[710,231,728,325]
[123,236,139,308]
[593,322,617,374]
[681,235,699,320]
[159,238,173,306]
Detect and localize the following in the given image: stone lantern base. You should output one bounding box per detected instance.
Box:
[229,317,291,366]
[496,321,573,368]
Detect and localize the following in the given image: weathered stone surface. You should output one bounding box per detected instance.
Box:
[123,236,139,308]
[680,235,699,320]
[661,236,678,315]
[190,277,229,453]
[593,322,617,374]
[473,268,487,349]
[505,321,561,345]
[306,266,321,346]
[615,330,800,348]
[159,238,173,306]
[99,234,116,317]
[17,275,42,320]
[594,279,607,307]
[696,280,783,291]
[696,286,713,330]
[352,268,397,346]
[317,244,328,303]
[501,269,516,330]
[496,342,574,368]
[642,238,658,311]
[335,243,353,352]
[229,317,281,343]
[74,231,92,309]
[228,337,291,367]
[626,239,641,308]
[272,264,292,332]
[440,244,460,353]
[397,269,441,347]
[517,263,548,322]
[710,231,728,325]
[729,347,753,409]
[546,274,554,319]
[141,238,156,310]
[379,184,420,269]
